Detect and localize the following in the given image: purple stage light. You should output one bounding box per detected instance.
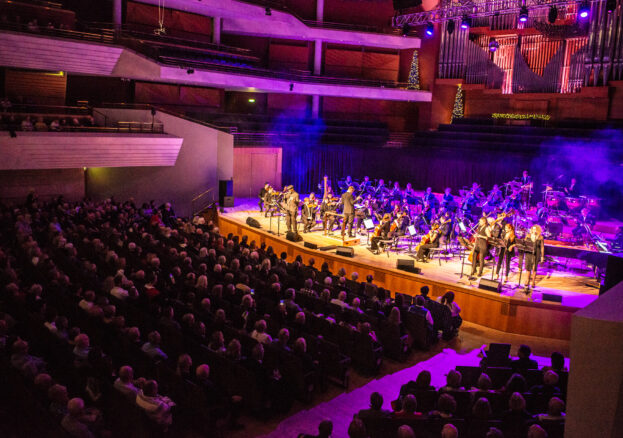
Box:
[579,10,589,17]
[425,21,434,36]
[578,1,590,18]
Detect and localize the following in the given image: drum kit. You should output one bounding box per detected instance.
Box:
[541,183,601,240]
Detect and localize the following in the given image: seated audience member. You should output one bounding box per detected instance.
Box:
[61,398,96,438]
[429,393,457,418]
[419,285,432,303]
[542,351,567,373]
[501,392,533,433]
[109,275,129,300]
[472,397,493,420]
[409,295,434,327]
[195,364,243,429]
[530,370,561,398]
[397,425,416,438]
[135,380,175,427]
[330,291,350,309]
[11,339,46,375]
[225,338,244,362]
[73,334,90,368]
[486,428,504,438]
[357,391,391,420]
[251,319,273,344]
[48,384,70,418]
[441,424,459,438]
[207,330,226,354]
[273,328,291,352]
[400,370,435,399]
[438,291,462,333]
[34,117,48,132]
[440,369,464,392]
[176,353,193,379]
[393,394,423,419]
[536,397,566,422]
[114,365,141,399]
[473,373,494,393]
[141,331,168,361]
[21,116,34,131]
[293,338,316,373]
[527,424,548,438]
[511,344,538,371]
[502,373,527,398]
[347,417,367,438]
[298,419,333,438]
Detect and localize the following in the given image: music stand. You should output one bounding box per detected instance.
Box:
[488,237,506,280]
[363,218,375,246]
[514,238,535,291]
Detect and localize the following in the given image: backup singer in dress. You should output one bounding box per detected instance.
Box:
[470,216,491,279]
[524,225,545,288]
[495,223,516,283]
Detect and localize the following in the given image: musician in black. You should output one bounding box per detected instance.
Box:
[564,178,578,197]
[524,225,545,288]
[438,211,454,245]
[572,207,596,240]
[520,170,533,208]
[535,202,548,226]
[487,184,504,208]
[341,186,356,238]
[495,223,516,283]
[416,223,441,262]
[441,187,455,211]
[470,216,491,278]
[370,214,392,252]
[355,197,372,234]
[284,185,300,234]
[258,182,270,212]
[301,197,315,233]
[423,187,436,205]
[322,196,340,235]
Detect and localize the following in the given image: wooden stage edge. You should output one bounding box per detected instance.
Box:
[217,215,576,341]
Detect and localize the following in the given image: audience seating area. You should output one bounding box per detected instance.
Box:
[330,345,567,438]
[0,196,455,437]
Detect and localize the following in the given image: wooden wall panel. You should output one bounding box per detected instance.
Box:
[267,93,309,117]
[269,43,310,71]
[5,69,66,105]
[179,86,222,107]
[126,1,211,38]
[218,215,576,340]
[233,147,282,198]
[135,82,180,105]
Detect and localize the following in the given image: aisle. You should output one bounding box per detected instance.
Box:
[259,348,483,438]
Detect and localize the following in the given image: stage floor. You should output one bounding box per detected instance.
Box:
[222,199,601,309]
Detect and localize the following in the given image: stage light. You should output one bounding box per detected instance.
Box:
[289,83,294,91]
[548,5,558,23]
[265,7,271,15]
[248,98,255,103]
[402,23,410,36]
[519,6,529,22]
[489,38,499,52]
[425,22,434,36]
[461,15,471,29]
[447,20,455,35]
[606,0,616,13]
[186,68,194,74]
[578,1,590,18]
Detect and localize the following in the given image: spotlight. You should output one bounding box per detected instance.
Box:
[489,38,499,52]
[265,7,271,15]
[289,83,294,91]
[578,1,590,18]
[186,68,194,74]
[425,22,434,36]
[248,98,255,103]
[447,20,455,35]
[461,15,471,29]
[402,23,410,36]
[606,0,616,13]
[548,5,558,23]
[519,6,529,22]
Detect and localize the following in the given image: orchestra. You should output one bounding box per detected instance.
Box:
[255,171,610,290]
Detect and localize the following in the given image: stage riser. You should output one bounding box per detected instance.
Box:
[218,215,575,340]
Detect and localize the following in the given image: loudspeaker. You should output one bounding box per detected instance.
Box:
[319,245,337,251]
[542,293,563,303]
[400,266,422,274]
[397,259,414,269]
[286,231,303,242]
[304,241,318,250]
[479,278,501,293]
[222,196,234,207]
[601,255,623,294]
[246,217,261,228]
[219,179,233,205]
[336,247,354,258]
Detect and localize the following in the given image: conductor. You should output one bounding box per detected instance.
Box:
[285,185,300,234]
[341,186,356,238]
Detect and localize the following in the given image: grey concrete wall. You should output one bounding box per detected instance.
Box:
[89,108,233,217]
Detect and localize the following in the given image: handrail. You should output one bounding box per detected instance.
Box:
[98,103,237,134]
[191,187,214,203]
[0,21,113,44]
[1,0,64,9]
[191,188,216,216]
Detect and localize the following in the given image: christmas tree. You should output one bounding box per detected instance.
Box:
[407,50,420,90]
[451,84,464,121]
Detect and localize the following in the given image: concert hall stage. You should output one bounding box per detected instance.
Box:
[218,201,604,341]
